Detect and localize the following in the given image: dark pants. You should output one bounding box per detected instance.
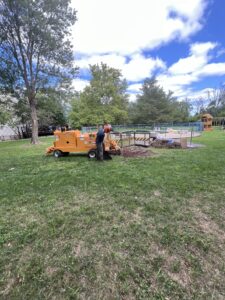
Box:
[96,143,103,160]
[103,151,112,160]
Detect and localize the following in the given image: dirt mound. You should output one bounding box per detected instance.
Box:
[121,146,153,158]
[151,138,185,149]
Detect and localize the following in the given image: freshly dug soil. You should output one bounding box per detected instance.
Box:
[151,139,182,148]
[121,146,154,157]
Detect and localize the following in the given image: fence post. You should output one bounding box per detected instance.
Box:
[190,128,193,146]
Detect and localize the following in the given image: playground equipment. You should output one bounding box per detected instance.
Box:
[46,129,120,158]
[201,114,213,131]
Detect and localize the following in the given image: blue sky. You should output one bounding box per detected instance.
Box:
[71,0,225,102]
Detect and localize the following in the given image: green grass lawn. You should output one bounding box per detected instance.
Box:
[0,131,225,299]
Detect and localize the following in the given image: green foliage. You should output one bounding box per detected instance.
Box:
[0,90,68,129]
[188,114,201,122]
[129,78,191,123]
[0,94,15,125]
[70,63,129,127]
[36,89,67,126]
[0,0,77,142]
[0,0,77,88]
[171,99,192,122]
[0,108,11,124]
[14,99,30,126]
[0,52,20,93]
[13,88,69,127]
[129,78,174,123]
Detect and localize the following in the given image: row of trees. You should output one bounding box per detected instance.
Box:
[69,64,191,127]
[0,85,74,127]
[2,57,224,136]
[1,1,225,142]
[70,64,225,126]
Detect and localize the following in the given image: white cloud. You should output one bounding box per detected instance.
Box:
[72,78,89,91]
[186,88,213,100]
[190,42,216,56]
[123,54,166,81]
[159,73,198,89]
[158,42,225,99]
[74,41,225,101]
[76,53,126,70]
[195,63,225,77]
[168,42,217,75]
[70,0,223,101]
[167,0,207,19]
[169,56,207,75]
[157,72,199,99]
[76,53,166,82]
[71,0,207,55]
[72,0,225,105]
[128,83,142,93]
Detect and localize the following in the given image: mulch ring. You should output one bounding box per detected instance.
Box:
[121,146,154,158]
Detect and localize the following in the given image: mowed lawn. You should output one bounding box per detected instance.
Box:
[0,130,225,299]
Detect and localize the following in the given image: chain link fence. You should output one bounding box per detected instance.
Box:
[0,121,204,141]
[82,122,204,133]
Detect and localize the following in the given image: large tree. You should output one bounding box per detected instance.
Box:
[171,98,192,122]
[70,63,129,127]
[0,0,76,143]
[130,78,176,124]
[14,88,69,128]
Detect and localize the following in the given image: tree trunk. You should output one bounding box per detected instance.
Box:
[29,97,39,144]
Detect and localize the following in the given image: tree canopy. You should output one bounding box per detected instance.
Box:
[14,88,68,128]
[128,78,192,124]
[70,63,129,127]
[0,0,76,143]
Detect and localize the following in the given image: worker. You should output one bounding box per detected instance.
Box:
[103,122,112,133]
[103,122,113,160]
[96,125,105,161]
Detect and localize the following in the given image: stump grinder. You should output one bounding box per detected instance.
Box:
[46,129,121,158]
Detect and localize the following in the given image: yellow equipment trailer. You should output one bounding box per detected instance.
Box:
[46,130,120,158]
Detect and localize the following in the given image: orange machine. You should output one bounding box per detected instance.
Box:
[46,130,120,158]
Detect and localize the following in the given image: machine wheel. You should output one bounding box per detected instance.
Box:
[88,150,97,159]
[53,150,62,158]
